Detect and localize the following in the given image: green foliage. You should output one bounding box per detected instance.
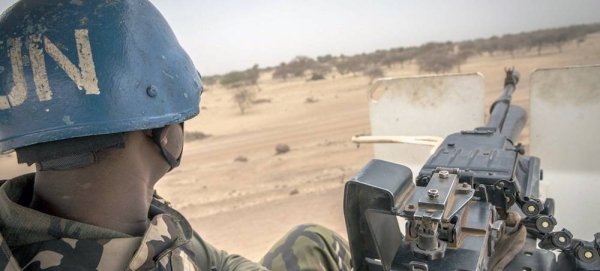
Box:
[212,23,600,80]
[219,65,260,88]
[478,36,500,56]
[335,57,365,76]
[220,71,246,86]
[317,54,335,63]
[272,56,331,80]
[381,51,411,69]
[416,48,457,74]
[309,73,325,81]
[499,34,519,58]
[272,63,290,80]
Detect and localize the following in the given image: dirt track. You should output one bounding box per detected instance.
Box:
[1,34,599,261]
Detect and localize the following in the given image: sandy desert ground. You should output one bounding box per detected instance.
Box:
[1,34,599,261]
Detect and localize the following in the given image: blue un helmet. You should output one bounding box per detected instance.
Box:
[0,0,202,169]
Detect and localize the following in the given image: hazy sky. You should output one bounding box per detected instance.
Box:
[1,0,599,75]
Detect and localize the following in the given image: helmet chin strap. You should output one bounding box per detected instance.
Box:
[152,126,183,171]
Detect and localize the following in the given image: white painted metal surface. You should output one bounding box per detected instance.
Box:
[368,73,485,174]
[351,135,444,154]
[530,65,600,239]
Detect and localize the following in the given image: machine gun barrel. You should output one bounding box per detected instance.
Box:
[486,69,527,142]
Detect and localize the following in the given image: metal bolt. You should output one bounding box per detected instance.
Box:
[462,183,469,188]
[428,189,439,199]
[439,171,449,179]
[407,204,415,209]
[146,86,158,97]
[542,221,550,228]
[584,251,593,259]
[527,205,536,212]
[558,236,567,243]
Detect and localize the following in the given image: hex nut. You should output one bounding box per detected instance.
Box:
[439,171,449,179]
[428,189,439,199]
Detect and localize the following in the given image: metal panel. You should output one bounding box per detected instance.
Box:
[530,65,600,239]
[369,73,485,174]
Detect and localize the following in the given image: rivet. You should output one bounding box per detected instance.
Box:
[146,86,157,97]
[584,251,593,259]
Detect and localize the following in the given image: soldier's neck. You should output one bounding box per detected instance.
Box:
[29,165,157,237]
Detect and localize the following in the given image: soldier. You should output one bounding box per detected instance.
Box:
[0,0,351,270]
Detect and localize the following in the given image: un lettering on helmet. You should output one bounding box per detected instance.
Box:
[0,0,203,153]
[1,29,99,111]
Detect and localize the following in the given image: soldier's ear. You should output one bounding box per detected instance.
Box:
[158,126,172,146]
[143,126,172,146]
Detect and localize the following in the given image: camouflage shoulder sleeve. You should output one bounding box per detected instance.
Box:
[186,231,268,271]
[0,180,17,271]
[0,231,23,271]
[151,194,268,271]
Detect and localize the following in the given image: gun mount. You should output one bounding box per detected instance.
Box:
[344,69,600,271]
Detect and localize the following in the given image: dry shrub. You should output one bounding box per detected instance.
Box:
[305,97,319,104]
[233,89,256,114]
[185,131,211,142]
[364,67,385,85]
[251,98,271,104]
[275,144,290,154]
[234,156,248,162]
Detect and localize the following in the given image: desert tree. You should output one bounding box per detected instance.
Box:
[458,40,477,54]
[335,56,366,77]
[526,32,548,56]
[220,65,261,89]
[246,64,261,90]
[479,36,500,57]
[272,62,290,81]
[499,34,520,58]
[233,89,255,114]
[272,56,318,80]
[454,49,476,72]
[364,67,385,85]
[416,48,456,74]
[366,50,389,66]
[317,54,335,63]
[310,62,332,79]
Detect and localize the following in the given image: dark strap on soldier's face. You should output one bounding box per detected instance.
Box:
[16,133,126,170]
[152,125,183,171]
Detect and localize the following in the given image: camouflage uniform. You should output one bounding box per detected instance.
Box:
[0,174,352,271]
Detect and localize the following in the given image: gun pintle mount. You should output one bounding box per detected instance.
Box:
[344,69,600,271]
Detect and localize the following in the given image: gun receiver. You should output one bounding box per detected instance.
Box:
[344,69,600,271]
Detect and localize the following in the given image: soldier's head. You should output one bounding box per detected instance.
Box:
[0,0,202,177]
